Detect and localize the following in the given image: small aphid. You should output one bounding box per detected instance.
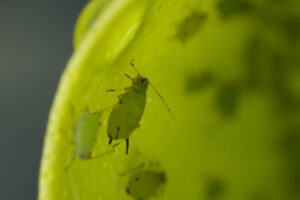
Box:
[65,108,115,170]
[106,60,174,154]
[125,168,166,200]
[121,163,166,200]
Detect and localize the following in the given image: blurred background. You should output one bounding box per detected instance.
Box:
[1,0,300,200]
[0,0,86,199]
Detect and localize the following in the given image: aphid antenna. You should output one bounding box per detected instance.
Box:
[149,82,176,119]
[119,163,145,176]
[124,73,134,80]
[130,59,140,76]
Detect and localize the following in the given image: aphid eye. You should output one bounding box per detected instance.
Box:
[141,78,148,84]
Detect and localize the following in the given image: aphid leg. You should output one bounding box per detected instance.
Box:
[126,138,129,154]
[65,151,76,171]
[108,134,113,144]
[124,73,134,80]
[106,89,123,92]
[91,142,120,159]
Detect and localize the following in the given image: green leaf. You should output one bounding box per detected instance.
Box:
[39,0,300,200]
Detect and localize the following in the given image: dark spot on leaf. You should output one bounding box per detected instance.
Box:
[270,54,299,113]
[185,70,215,93]
[158,4,162,10]
[175,11,207,43]
[126,187,131,194]
[205,177,226,200]
[135,177,140,181]
[248,192,267,200]
[216,83,240,118]
[281,127,300,198]
[282,127,300,157]
[216,0,254,19]
[279,15,300,43]
[243,35,262,89]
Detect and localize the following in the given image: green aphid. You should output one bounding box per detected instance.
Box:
[66,109,114,170]
[74,110,101,159]
[125,168,166,200]
[106,60,174,154]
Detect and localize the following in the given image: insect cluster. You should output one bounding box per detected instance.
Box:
[64,60,174,171]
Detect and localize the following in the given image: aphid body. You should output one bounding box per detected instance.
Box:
[74,110,100,159]
[107,73,149,154]
[65,109,103,170]
[126,170,166,200]
[107,60,174,154]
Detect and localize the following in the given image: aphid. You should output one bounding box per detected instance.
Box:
[65,108,115,170]
[106,60,174,154]
[124,164,166,200]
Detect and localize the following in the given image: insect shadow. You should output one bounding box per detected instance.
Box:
[62,106,119,171]
[106,59,175,154]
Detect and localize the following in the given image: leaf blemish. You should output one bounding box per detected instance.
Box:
[215,83,240,118]
[185,70,215,93]
[216,0,254,19]
[175,11,207,43]
[205,177,227,200]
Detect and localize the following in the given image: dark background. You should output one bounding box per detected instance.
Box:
[0,0,86,199]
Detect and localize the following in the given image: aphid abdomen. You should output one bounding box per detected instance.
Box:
[126,171,166,200]
[107,90,146,141]
[75,112,99,158]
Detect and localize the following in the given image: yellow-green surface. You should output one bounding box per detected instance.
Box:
[39,0,300,199]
